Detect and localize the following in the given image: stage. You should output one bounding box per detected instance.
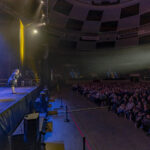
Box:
[0,87,39,150]
[0,87,37,113]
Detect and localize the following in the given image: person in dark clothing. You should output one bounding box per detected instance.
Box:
[142,114,150,135]
[8,69,21,94]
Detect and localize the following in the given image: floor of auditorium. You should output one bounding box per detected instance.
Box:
[54,88,150,150]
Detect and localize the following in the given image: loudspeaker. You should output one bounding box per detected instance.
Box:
[24,113,39,143]
[130,76,139,82]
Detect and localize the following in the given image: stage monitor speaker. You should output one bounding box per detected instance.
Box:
[24,113,39,143]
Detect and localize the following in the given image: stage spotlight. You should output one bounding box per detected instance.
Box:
[43,22,46,26]
[41,1,44,4]
[33,29,38,34]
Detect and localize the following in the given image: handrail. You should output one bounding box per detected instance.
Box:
[73,0,135,6]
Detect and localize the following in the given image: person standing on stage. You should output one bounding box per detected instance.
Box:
[8,69,21,94]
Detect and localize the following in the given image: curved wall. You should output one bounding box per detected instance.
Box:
[47,0,150,50]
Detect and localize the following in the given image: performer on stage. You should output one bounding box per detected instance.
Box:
[8,69,21,94]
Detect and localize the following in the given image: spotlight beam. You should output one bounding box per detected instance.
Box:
[19,19,24,66]
[34,1,44,20]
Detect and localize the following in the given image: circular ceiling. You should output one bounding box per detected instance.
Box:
[46,0,150,50]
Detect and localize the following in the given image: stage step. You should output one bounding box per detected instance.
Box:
[46,121,53,132]
[49,99,55,102]
[48,110,58,115]
[48,104,52,107]
[45,142,65,150]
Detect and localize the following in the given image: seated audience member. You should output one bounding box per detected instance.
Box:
[117,103,125,116]
[125,97,134,119]
[142,114,150,135]
[73,81,150,135]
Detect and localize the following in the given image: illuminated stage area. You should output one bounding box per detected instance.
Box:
[0,87,36,112]
[0,87,39,150]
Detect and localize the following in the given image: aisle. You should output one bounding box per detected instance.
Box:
[60,88,150,150]
[44,98,83,150]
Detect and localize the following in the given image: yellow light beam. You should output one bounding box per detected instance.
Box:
[20,20,24,66]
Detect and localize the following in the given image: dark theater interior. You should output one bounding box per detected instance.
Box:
[1,0,150,150]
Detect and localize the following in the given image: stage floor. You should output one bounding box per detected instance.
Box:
[0,87,36,113]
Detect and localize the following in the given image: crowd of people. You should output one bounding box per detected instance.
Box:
[72,81,150,135]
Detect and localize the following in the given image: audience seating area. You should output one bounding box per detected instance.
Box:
[72,81,150,135]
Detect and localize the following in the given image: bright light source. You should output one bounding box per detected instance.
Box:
[42,14,45,17]
[43,22,46,26]
[19,20,24,66]
[33,29,38,34]
[41,1,44,4]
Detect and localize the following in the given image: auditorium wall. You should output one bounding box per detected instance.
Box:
[47,0,150,50]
